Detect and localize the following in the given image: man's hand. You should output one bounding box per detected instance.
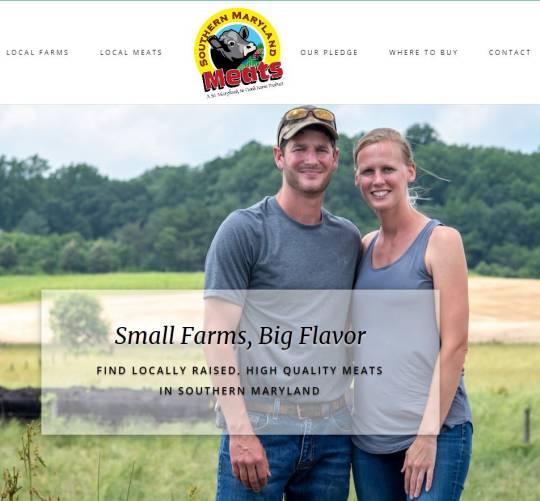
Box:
[401,435,437,499]
[229,434,271,492]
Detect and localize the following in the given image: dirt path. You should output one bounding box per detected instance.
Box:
[1,277,539,344]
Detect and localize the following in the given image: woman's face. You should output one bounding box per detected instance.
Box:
[354,140,416,211]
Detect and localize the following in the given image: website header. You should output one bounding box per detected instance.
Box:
[0,1,538,103]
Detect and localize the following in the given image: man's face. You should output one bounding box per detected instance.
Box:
[273,128,339,196]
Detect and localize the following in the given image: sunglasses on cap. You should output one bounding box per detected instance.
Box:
[277,106,337,146]
[283,107,336,127]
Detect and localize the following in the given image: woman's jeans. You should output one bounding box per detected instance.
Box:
[353,422,473,501]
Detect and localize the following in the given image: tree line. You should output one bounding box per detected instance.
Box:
[0,124,539,278]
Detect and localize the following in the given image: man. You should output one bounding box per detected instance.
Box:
[204,106,361,500]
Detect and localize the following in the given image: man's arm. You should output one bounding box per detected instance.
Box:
[203,297,271,492]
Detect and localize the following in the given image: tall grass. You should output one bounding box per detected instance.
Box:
[1,422,59,501]
[0,422,214,500]
[1,344,538,499]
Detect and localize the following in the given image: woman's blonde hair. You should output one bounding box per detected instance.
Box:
[353,128,415,173]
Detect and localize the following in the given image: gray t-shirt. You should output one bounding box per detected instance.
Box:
[205,196,361,291]
[204,196,362,402]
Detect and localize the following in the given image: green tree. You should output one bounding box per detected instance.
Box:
[17,209,49,235]
[524,247,540,278]
[0,243,17,269]
[88,240,120,273]
[50,293,109,353]
[488,243,529,272]
[0,155,49,231]
[0,130,539,278]
[405,123,441,150]
[59,239,87,272]
[153,227,179,270]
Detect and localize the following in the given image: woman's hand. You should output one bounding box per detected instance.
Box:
[401,435,437,499]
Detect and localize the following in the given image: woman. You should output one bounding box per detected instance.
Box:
[352,128,472,501]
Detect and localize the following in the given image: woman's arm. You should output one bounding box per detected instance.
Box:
[402,226,469,499]
[428,226,469,423]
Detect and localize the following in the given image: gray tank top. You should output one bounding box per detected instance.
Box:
[352,219,472,454]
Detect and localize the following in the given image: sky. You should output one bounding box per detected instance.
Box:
[0,105,538,179]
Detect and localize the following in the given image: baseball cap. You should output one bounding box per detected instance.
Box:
[277,106,338,146]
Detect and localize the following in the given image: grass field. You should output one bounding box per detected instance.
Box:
[1,273,539,498]
[0,272,205,304]
[1,344,539,500]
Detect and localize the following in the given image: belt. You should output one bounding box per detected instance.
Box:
[245,396,347,419]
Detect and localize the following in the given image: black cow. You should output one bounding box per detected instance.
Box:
[208,26,257,71]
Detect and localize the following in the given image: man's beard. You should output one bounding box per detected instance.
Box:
[283,169,332,196]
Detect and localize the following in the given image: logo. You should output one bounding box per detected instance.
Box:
[194,7,284,93]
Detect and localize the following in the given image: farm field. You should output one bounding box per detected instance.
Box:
[1,273,539,498]
[1,274,540,344]
[1,344,539,500]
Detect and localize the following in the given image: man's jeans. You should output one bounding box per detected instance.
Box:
[352,422,473,501]
[216,407,353,501]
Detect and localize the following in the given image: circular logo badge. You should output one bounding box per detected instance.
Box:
[194,7,283,92]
